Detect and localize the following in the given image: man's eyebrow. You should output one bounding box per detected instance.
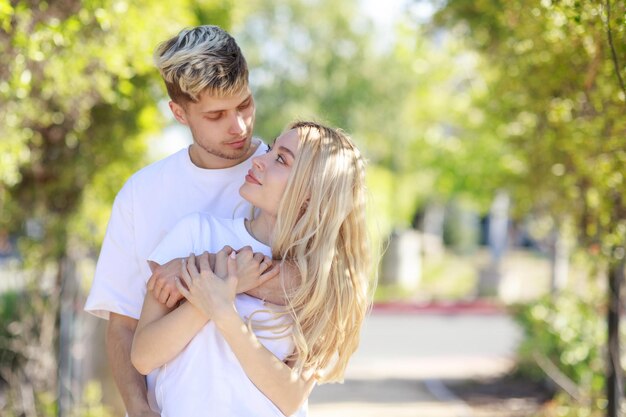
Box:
[202,94,252,114]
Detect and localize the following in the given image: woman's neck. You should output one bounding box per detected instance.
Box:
[247,211,276,246]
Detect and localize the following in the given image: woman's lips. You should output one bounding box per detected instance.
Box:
[245,170,261,185]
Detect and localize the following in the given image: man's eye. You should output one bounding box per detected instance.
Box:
[206,113,222,121]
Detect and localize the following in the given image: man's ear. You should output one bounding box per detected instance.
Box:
[169,100,189,126]
[147,260,160,273]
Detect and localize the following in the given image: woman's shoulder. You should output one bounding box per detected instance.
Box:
[190,213,246,232]
[177,212,243,229]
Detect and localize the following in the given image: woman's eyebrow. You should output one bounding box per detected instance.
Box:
[278,146,295,159]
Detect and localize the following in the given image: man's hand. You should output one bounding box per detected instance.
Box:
[223,246,279,293]
[245,260,300,306]
[148,246,276,308]
[147,258,186,308]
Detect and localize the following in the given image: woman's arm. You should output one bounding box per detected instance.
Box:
[177,252,315,416]
[131,274,209,375]
[132,247,278,374]
[216,307,316,415]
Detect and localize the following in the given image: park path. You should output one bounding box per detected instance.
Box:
[309,305,521,417]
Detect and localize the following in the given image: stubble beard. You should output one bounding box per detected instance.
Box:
[196,134,253,161]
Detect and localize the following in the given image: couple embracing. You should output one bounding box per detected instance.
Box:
[85,25,372,417]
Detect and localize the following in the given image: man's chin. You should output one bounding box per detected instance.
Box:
[219,142,252,160]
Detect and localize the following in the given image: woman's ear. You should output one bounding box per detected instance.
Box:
[299,199,309,215]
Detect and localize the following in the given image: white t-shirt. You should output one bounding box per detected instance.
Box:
[85,140,266,320]
[147,213,306,417]
[84,142,267,416]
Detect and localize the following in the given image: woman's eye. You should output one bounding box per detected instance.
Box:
[276,155,285,164]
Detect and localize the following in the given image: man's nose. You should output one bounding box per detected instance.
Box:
[229,113,246,135]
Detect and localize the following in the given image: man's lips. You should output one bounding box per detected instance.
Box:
[226,137,247,148]
[245,170,261,185]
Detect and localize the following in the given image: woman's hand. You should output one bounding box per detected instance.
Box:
[175,252,238,321]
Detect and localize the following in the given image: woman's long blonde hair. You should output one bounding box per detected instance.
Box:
[271,121,372,383]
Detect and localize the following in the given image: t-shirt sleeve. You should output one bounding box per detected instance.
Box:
[148,213,202,268]
[84,179,144,320]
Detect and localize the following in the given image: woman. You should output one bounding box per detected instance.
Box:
[131,121,372,417]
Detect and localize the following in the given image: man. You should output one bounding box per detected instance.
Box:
[85,25,283,417]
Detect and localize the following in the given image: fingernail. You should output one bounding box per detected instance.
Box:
[230,252,236,259]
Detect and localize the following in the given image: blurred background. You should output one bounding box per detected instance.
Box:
[0,0,625,416]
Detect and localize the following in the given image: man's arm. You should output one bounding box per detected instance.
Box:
[147,247,281,306]
[245,260,300,305]
[106,313,159,417]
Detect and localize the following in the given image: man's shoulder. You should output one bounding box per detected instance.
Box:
[130,148,187,184]
[113,149,187,206]
[167,213,237,247]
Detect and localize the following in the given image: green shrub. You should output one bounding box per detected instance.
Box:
[513,292,607,415]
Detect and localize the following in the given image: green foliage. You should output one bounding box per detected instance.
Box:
[513,291,606,413]
[75,382,115,417]
[442,197,481,254]
[0,286,57,416]
[0,0,236,264]
[434,0,626,253]
[237,0,390,140]
[0,1,235,415]
[433,2,626,412]
[234,0,497,238]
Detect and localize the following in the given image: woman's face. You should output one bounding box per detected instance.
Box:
[239,128,300,216]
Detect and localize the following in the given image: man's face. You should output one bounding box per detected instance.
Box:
[170,88,256,168]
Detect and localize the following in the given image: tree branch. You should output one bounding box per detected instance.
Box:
[532,351,586,403]
[605,0,626,104]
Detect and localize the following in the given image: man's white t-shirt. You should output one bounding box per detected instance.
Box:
[85,140,266,321]
[84,141,267,415]
[147,213,306,417]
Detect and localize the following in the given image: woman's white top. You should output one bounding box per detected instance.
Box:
[148,213,307,417]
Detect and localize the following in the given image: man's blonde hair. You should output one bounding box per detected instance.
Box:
[154,25,249,103]
[271,121,372,383]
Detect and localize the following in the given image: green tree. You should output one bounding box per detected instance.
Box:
[432,0,626,414]
[0,1,233,415]
[234,0,474,237]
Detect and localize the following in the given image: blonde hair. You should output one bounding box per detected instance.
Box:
[154,25,249,103]
[272,121,372,383]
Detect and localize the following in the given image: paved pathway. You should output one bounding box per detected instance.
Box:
[309,307,522,417]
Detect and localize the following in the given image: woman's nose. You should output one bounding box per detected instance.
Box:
[252,155,264,170]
